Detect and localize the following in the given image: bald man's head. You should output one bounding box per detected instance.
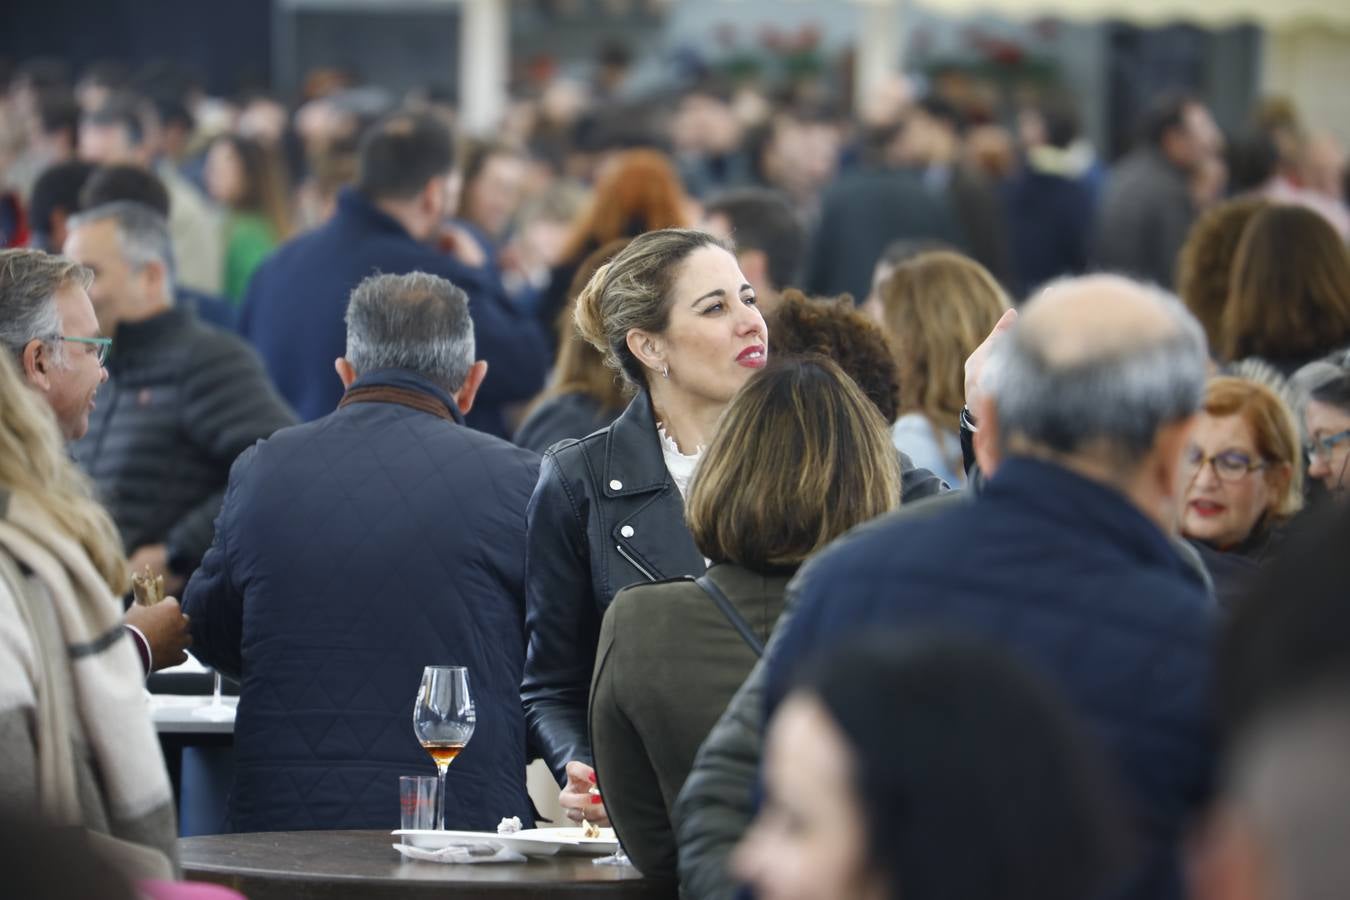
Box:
[985,275,1207,472]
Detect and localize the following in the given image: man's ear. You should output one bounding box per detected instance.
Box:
[624,328,666,381]
[21,339,53,391]
[454,360,489,415]
[972,392,1002,478]
[334,357,358,389]
[1155,413,1199,506]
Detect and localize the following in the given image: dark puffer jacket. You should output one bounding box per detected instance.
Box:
[183,369,540,832]
[71,306,295,578]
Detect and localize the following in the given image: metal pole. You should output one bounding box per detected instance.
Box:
[460,0,510,136]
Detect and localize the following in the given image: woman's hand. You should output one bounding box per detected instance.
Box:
[559,760,610,827]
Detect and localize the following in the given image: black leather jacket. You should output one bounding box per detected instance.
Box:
[522,390,948,780]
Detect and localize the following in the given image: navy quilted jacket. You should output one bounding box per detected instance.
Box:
[766,457,1217,900]
[184,369,540,832]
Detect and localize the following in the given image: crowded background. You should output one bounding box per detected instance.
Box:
[2,1,1350,899]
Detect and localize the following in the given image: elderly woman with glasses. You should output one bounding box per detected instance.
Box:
[1294,350,1350,499]
[1180,375,1304,604]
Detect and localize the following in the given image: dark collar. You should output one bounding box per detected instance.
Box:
[340,368,465,425]
[602,391,672,497]
[109,306,193,364]
[336,188,416,241]
[984,457,1200,582]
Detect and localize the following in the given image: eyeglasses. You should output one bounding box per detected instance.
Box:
[1305,429,1350,461]
[62,336,111,365]
[1184,446,1267,482]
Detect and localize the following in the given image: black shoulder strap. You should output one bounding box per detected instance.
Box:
[694,574,764,658]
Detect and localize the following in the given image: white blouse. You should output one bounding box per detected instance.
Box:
[657,422,702,500]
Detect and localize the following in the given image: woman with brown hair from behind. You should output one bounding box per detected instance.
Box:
[589,356,902,881]
[514,238,632,453]
[1221,204,1350,374]
[1175,196,1270,353]
[879,251,1010,486]
[536,149,693,345]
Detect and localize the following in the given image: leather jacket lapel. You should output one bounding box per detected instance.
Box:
[601,393,705,586]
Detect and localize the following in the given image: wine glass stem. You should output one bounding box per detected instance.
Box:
[436,764,448,831]
[212,671,223,706]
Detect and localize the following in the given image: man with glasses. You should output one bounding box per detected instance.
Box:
[0,246,188,673]
[63,202,294,598]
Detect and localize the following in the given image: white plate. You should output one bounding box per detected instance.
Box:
[517,826,619,856]
[391,830,563,857]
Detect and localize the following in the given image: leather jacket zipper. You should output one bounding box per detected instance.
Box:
[615,543,658,582]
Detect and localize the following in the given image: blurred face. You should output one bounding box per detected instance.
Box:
[1306,399,1350,495]
[42,283,108,440]
[733,695,886,900]
[1181,414,1278,548]
[466,153,527,239]
[78,121,138,165]
[649,245,768,407]
[862,260,897,324]
[205,140,246,206]
[64,219,144,335]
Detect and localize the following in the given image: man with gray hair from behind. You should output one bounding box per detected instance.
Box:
[183,272,542,833]
[754,275,1217,900]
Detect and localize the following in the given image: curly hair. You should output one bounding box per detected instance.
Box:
[1176,196,1270,352]
[767,289,901,423]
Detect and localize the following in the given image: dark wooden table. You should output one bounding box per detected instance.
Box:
[180,830,677,899]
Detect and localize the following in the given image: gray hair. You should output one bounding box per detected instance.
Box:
[344,272,475,391]
[0,248,94,368]
[67,200,177,288]
[985,281,1208,469]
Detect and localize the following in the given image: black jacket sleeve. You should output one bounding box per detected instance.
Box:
[521,449,599,782]
[181,446,257,680]
[166,334,295,574]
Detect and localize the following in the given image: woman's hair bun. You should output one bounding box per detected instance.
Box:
[573,260,612,353]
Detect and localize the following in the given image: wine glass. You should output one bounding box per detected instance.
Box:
[412,666,475,831]
[192,669,234,721]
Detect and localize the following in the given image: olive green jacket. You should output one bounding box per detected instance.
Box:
[589,563,792,882]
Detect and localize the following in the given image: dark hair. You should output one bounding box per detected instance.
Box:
[28,161,95,248]
[1222,205,1350,363]
[1219,504,1350,743]
[793,633,1130,900]
[1037,96,1080,149]
[84,94,145,146]
[769,290,901,423]
[80,165,170,218]
[916,95,965,132]
[687,356,900,570]
[1225,130,1280,194]
[1138,92,1195,149]
[355,111,454,202]
[36,90,80,138]
[704,188,805,293]
[209,134,291,237]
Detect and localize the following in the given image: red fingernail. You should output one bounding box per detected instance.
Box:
[591,794,603,804]
[588,772,597,784]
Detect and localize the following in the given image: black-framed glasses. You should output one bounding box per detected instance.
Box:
[62,336,111,365]
[1184,446,1267,482]
[1305,429,1350,461]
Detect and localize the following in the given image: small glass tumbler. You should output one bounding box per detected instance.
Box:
[400,775,439,834]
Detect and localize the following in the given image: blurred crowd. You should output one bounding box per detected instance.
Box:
[3,44,1350,900]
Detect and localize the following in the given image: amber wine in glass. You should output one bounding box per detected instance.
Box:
[413,666,475,831]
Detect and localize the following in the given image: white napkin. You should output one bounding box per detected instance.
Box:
[393,842,527,864]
